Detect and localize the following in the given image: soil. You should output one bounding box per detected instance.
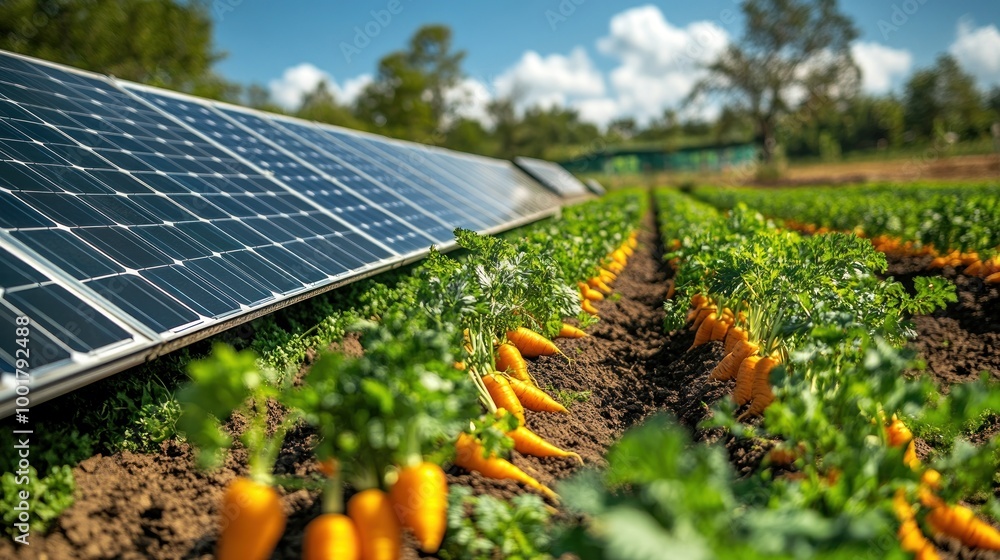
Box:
[3,211,998,559]
[886,255,1000,386]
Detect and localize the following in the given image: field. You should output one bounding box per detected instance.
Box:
[2,185,999,560]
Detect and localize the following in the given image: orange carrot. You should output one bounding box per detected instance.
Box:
[483,374,525,422]
[899,518,941,560]
[588,277,613,295]
[665,278,676,300]
[723,326,748,355]
[454,433,557,501]
[578,283,604,301]
[304,513,361,560]
[606,261,624,274]
[611,249,628,266]
[886,414,919,469]
[733,355,762,406]
[348,489,401,560]
[582,299,599,315]
[506,376,569,414]
[689,312,717,350]
[691,306,717,333]
[506,327,560,357]
[986,271,1000,284]
[710,340,759,381]
[389,462,447,553]
[708,316,731,341]
[558,323,587,338]
[691,293,708,307]
[743,356,779,417]
[495,343,531,384]
[599,269,617,284]
[216,477,286,560]
[497,410,581,464]
[927,503,1000,550]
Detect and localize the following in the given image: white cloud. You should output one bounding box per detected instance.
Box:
[851,41,913,94]
[494,47,606,109]
[949,20,1000,87]
[268,63,371,110]
[486,5,731,129]
[446,77,494,126]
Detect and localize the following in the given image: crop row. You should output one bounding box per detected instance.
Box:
[690,182,1000,281]
[579,189,999,559]
[174,191,645,559]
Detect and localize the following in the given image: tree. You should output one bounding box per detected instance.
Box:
[903,55,988,140]
[296,81,365,130]
[0,0,238,100]
[691,0,859,163]
[354,24,465,142]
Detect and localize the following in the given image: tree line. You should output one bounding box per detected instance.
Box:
[2,0,998,165]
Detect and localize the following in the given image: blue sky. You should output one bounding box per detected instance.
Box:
[211,1,1000,126]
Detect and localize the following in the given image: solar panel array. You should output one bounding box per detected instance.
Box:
[514,156,591,198]
[0,50,561,415]
[585,178,607,196]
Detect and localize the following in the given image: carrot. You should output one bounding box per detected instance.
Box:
[689,312,717,350]
[578,283,604,301]
[497,410,582,464]
[708,316,731,341]
[606,261,624,274]
[495,343,531,384]
[899,518,942,560]
[454,433,557,501]
[927,503,1000,550]
[506,376,569,414]
[742,356,779,417]
[582,299,599,315]
[304,513,361,560]
[986,271,1000,284]
[965,261,984,276]
[587,277,613,295]
[611,249,628,265]
[453,361,466,371]
[691,293,708,307]
[733,355,762,406]
[599,269,616,284]
[506,327,560,357]
[886,414,919,469]
[665,278,675,300]
[710,340,760,381]
[723,326,748,355]
[216,477,286,560]
[558,323,587,338]
[483,374,525,422]
[348,489,401,560]
[389,462,447,553]
[691,306,717,332]
[686,301,708,322]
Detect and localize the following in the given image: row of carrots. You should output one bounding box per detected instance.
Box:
[287,231,639,560]
[682,294,781,418]
[783,219,1000,283]
[886,415,1000,558]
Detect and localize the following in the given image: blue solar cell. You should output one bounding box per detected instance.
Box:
[12,229,125,280]
[86,274,199,333]
[5,282,131,352]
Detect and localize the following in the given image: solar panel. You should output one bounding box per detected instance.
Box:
[585,178,606,195]
[124,84,439,253]
[514,156,590,198]
[0,49,562,415]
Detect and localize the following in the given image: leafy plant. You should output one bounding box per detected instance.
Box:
[439,485,553,560]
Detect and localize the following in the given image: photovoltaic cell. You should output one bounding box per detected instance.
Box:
[127,86,438,253]
[0,50,397,344]
[513,156,590,198]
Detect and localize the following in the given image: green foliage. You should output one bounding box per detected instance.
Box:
[0,0,237,100]
[287,316,479,487]
[692,182,1000,256]
[440,485,552,560]
[177,345,292,478]
[1,465,74,537]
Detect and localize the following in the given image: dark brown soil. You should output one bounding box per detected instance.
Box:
[886,256,1000,385]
